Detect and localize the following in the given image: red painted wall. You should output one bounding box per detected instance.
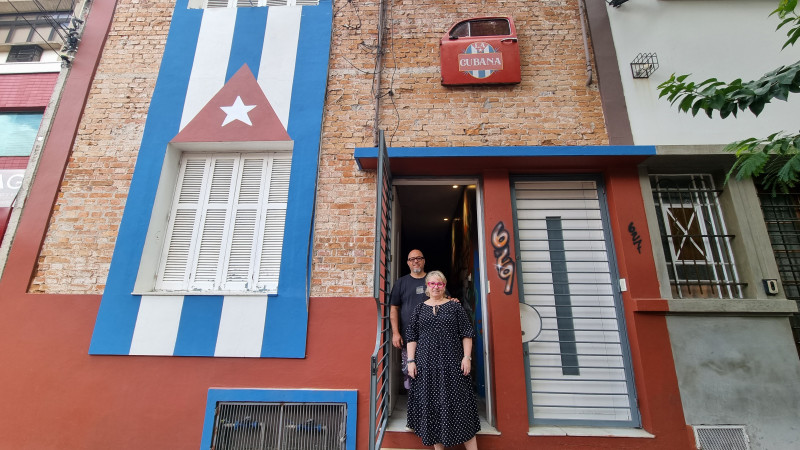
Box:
[0,0,693,448]
[0,207,10,241]
[0,73,58,109]
[382,166,694,450]
[0,293,375,449]
[0,157,29,169]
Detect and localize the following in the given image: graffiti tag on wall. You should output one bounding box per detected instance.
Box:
[491,222,516,295]
[628,222,642,254]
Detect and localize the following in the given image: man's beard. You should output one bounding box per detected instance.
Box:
[412,267,422,274]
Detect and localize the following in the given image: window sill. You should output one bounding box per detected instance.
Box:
[0,61,62,74]
[132,290,277,297]
[666,298,798,315]
[528,426,654,438]
[633,298,797,315]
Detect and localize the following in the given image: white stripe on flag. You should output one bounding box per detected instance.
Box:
[129,295,184,355]
[258,6,302,129]
[214,296,268,357]
[180,8,238,130]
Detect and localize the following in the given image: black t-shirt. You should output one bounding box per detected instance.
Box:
[390,274,428,337]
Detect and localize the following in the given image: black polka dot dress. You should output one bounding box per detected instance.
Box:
[405,301,480,447]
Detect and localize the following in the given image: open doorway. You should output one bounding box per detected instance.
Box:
[387,178,493,431]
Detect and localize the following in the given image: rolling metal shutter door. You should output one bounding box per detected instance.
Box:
[514,178,640,427]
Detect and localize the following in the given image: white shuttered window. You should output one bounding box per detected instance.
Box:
[157,152,290,293]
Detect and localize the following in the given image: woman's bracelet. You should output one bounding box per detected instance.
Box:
[407,359,415,363]
[463,355,472,360]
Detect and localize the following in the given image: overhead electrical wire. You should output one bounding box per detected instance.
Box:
[6,1,63,54]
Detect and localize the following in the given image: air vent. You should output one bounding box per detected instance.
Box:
[6,45,43,63]
[693,425,750,450]
[211,402,346,450]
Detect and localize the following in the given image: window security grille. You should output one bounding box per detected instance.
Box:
[756,186,800,354]
[6,45,43,62]
[211,402,346,450]
[692,425,750,450]
[650,174,744,299]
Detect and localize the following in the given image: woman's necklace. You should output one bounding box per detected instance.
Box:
[429,298,448,315]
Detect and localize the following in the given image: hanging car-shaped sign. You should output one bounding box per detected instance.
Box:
[440,17,521,85]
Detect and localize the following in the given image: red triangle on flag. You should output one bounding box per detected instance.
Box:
[173,64,291,144]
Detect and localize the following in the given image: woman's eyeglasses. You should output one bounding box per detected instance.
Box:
[427,282,445,287]
[408,256,425,262]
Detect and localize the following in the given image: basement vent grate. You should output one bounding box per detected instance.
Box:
[693,425,750,450]
[211,401,346,450]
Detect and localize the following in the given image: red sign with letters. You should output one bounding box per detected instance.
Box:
[440,17,521,85]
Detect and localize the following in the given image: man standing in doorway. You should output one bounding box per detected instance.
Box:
[390,249,428,389]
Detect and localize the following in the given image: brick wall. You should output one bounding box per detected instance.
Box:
[29,0,173,293]
[31,0,607,295]
[310,0,607,297]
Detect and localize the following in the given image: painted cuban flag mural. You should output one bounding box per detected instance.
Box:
[90,0,332,358]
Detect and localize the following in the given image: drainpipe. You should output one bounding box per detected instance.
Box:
[578,0,593,86]
[373,0,388,146]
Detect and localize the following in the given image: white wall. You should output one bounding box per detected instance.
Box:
[606,0,800,145]
[0,49,62,74]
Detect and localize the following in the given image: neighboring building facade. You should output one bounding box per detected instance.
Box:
[0,0,76,247]
[0,1,796,450]
[599,1,800,449]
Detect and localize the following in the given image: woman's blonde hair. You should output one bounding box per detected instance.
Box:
[424,270,447,297]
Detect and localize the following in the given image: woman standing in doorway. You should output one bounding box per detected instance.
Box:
[406,270,480,450]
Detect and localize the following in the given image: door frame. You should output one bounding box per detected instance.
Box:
[392,176,495,427]
[511,174,641,427]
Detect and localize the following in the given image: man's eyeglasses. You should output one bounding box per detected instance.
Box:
[408,256,425,262]
[427,282,445,287]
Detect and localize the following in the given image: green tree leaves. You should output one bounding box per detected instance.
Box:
[774,0,800,49]
[656,1,800,194]
[657,63,800,119]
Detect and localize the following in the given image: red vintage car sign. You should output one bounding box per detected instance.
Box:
[441,17,521,85]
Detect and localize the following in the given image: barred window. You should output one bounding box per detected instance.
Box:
[650,174,744,299]
[756,185,800,353]
[6,45,43,62]
[211,402,346,450]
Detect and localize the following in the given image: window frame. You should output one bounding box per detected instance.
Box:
[0,12,71,45]
[649,173,744,299]
[134,144,292,297]
[449,18,512,39]
[198,0,319,8]
[0,111,45,157]
[154,151,289,294]
[6,44,43,62]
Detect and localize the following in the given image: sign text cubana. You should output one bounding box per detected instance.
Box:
[458,53,504,72]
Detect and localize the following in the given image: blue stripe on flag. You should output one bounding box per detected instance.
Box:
[90,0,203,355]
[227,7,268,81]
[173,295,225,356]
[261,2,333,357]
